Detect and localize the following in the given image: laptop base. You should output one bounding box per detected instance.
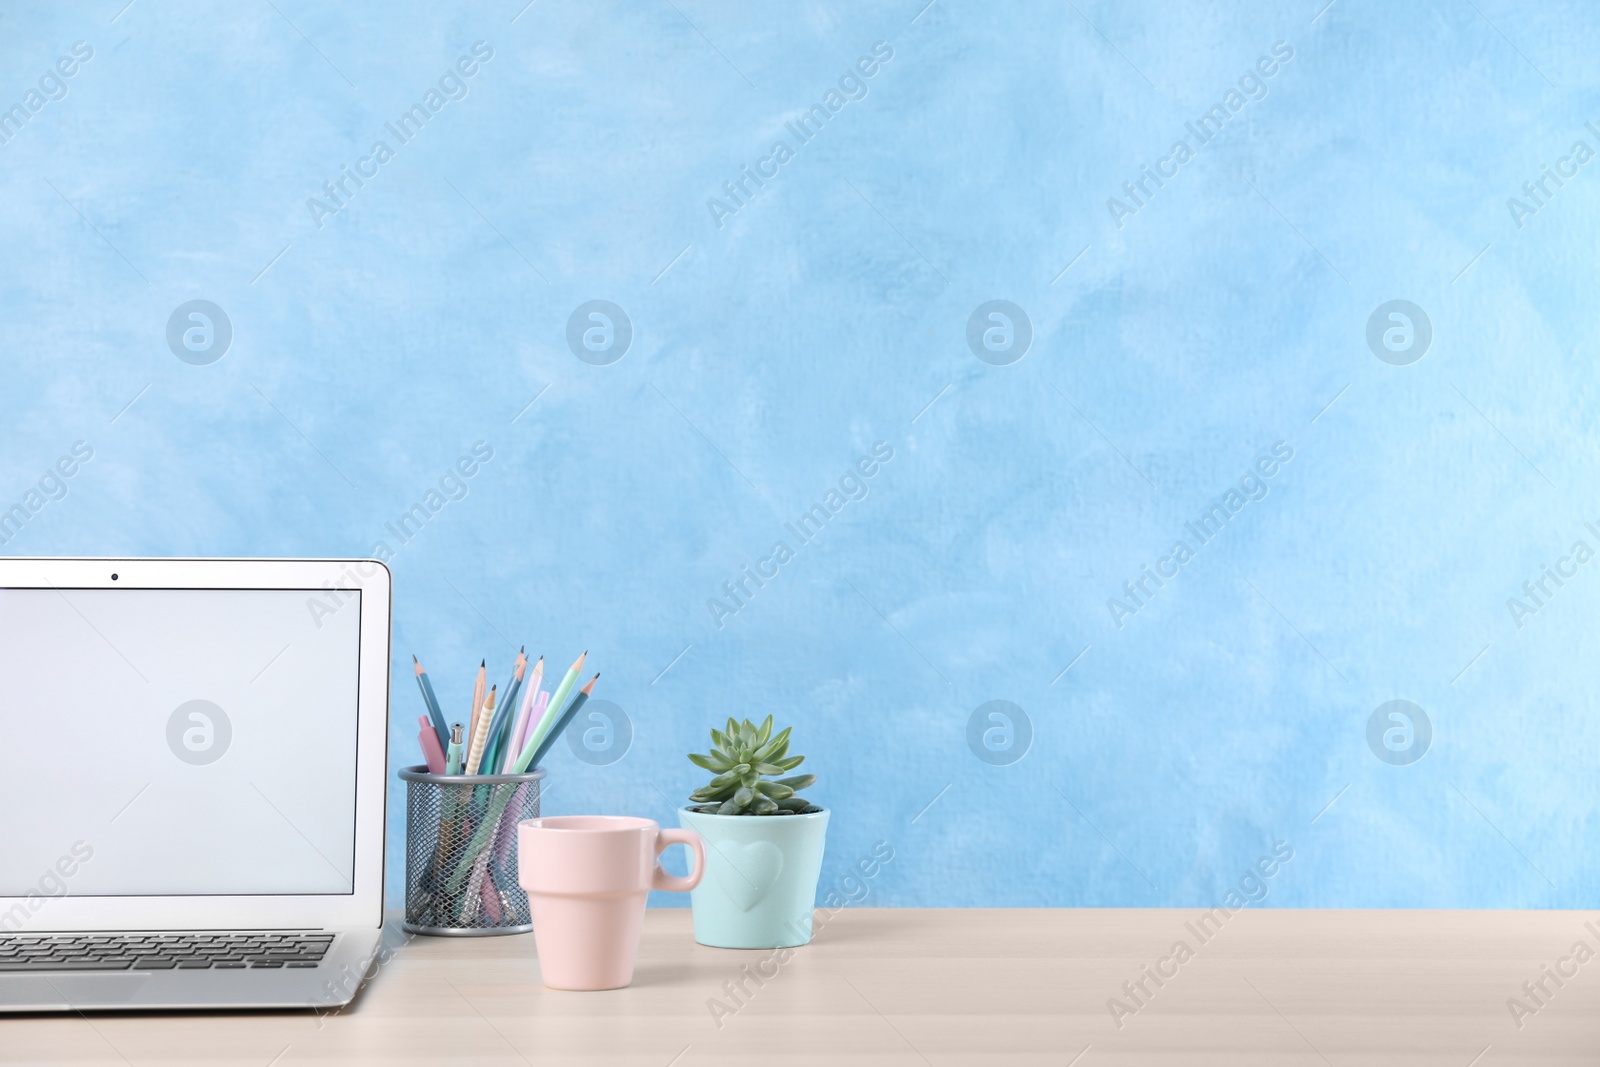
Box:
[0,929,381,1012]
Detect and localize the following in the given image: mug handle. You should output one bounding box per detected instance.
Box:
[652,828,706,892]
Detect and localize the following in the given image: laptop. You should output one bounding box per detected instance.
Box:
[0,558,390,1011]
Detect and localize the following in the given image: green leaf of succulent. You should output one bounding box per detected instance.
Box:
[754,727,791,762]
[689,717,816,814]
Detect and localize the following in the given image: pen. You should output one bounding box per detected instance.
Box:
[418,715,447,774]
[446,723,464,775]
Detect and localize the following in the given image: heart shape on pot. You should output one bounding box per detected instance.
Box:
[714,840,784,912]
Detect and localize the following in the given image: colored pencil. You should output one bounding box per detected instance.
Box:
[499,664,540,774]
[509,658,543,752]
[525,656,544,707]
[498,649,525,726]
[516,651,585,770]
[526,674,599,769]
[447,674,590,894]
[526,690,550,744]
[499,703,530,775]
[465,685,498,775]
[482,655,526,774]
[507,689,546,773]
[500,656,541,765]
[413,656,449,748]
[466,660,486,752]
[502,652,521,700]
[505,658,543,767]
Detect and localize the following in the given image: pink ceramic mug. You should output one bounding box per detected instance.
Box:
[517,815,705,990]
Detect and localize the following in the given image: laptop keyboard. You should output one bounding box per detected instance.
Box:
[0,932,333,972]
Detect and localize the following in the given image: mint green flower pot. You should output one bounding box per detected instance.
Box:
[678,806,829,949]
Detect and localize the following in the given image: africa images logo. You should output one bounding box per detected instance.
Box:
[1366,700,1430,766]
[166,700,232,765]
[566,301,633,365]
[166,300,232,365]
[966,301,1032,366]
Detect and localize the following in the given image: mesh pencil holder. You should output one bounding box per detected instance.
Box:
[399,764,546,936]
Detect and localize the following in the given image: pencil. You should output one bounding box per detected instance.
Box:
[499,661,540,773]
[446,676,588,894]
[525,656,544,706]
[465,685,498,775]
[413,656,449,748]
[526,674,599,769]
[482,655,526,774]
[505,647,524,694]
[507,690,546,772]
[495,649,524,734]
[509,658,543,763]
[467,660,486,751]
[500,703,531,775]
[516,651,585,770]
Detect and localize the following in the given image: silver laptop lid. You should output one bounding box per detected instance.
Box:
[0,559,390,932]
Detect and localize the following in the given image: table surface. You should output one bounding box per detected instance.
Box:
[3,907,1599,1064]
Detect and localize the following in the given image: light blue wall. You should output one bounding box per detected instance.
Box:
[4,0,1597,909]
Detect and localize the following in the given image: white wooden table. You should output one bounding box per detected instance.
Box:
[2,908,1596,1064]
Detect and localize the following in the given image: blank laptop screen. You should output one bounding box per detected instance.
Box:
[0,588,361,896]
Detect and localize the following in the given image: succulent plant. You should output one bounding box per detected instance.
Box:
[688,715,816,815]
